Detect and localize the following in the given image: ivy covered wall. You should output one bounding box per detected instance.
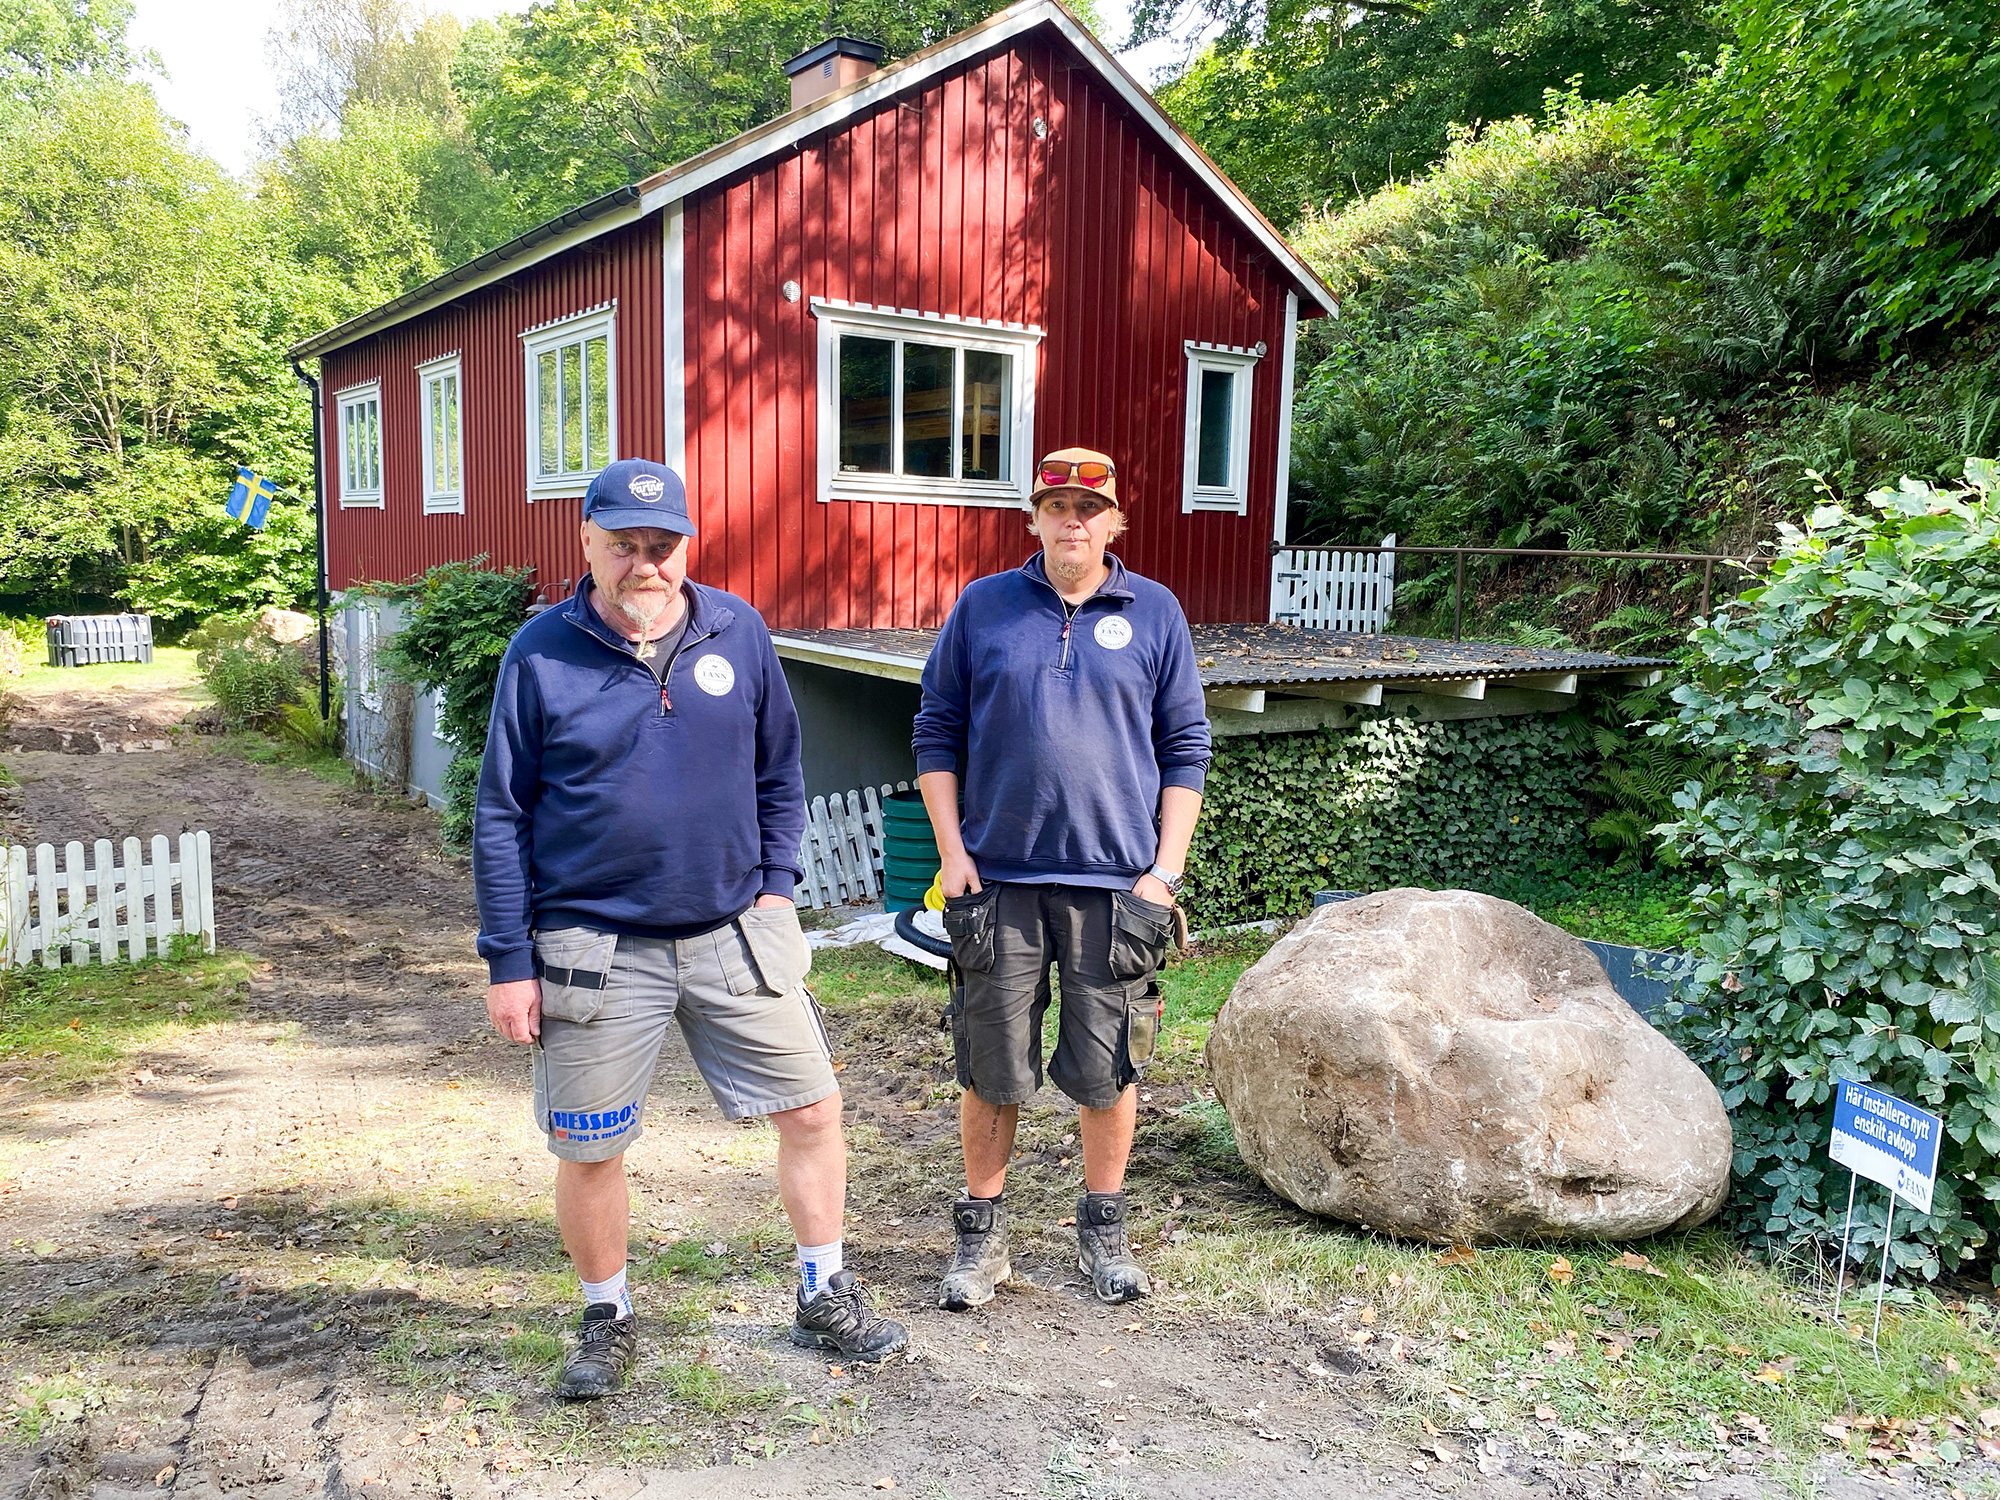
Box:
[1186,711,1597,924]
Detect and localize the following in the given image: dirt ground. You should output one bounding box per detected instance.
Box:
[0,680,1904,1500]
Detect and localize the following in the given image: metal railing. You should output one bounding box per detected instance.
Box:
[1271,541,1766,641]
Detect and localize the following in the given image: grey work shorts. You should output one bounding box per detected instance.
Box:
[529,907,837,1162]
[941,883,1171,1110]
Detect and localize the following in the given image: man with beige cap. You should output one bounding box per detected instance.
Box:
[910,446,1212,1310]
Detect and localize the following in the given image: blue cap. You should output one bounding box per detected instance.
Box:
[583,459,697,536]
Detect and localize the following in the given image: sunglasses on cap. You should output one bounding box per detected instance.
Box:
[1038,458,1116,490]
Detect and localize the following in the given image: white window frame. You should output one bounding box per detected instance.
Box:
[352,604,381,712]
[1182,342,1260,514]
[336,380,384,509]
[417,352,463,515]
[812,298,1040,508]
[429,684,449,744]
[521,304,618,500]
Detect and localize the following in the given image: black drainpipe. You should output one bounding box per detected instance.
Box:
[290,360,331,721]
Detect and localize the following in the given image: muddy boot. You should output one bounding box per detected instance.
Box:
[790,1269,909,1361]
[556,1303,638,1400]
[1076,1191,1151,1304]
[938,1196,1010,1311]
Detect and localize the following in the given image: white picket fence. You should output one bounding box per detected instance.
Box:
[795,782,914,910]
[1270,534,1398,632]
[1,832,216,967]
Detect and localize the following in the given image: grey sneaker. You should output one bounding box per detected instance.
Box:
[790,1269,909,1361]
[939,1196,1010,1311]
[1077,1192,1151,1304]
[556,1303,638,1399]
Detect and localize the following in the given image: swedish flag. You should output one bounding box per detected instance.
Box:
[225,466,276,530]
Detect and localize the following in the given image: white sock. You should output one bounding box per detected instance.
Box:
[580,1266,633,1318]
[797,1240,843,1302]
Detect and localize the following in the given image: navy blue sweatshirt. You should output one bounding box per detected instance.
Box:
[474,578,805,984]
[911,553,1212,887]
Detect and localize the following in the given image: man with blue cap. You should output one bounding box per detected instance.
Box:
[474,459,906,1400]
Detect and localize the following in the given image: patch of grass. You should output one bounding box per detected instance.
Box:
[501,1327,563,1377]
[0,1370,120,1445]
[13,647,206,701]
[217,730,355,787]
[1156,1224,2000,1465]
[0,952,253,1092]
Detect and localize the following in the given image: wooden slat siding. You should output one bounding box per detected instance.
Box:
[679,32,1302,628]
[321,28,1315,621]
[321,218,666,597]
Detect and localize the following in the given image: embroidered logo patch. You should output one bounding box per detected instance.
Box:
[693,653,735,696]
[1094,615,1134,650]
[630,475,666,502]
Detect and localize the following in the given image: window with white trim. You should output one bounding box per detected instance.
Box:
[522,306,616,498]
[418,353,463,514]
[429,685,449,744]
[337,382,383,508]
[1182,342,1260,513]
[352,605,381,712]
[813,299,1039,507]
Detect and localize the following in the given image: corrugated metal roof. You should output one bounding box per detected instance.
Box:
[772,624,1670,686]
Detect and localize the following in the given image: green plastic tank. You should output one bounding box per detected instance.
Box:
[879,788,941,909]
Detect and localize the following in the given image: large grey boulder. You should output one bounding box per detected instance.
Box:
[1205,888,1730,1243]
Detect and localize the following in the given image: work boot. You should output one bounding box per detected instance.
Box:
[1076,1191,1151,1304]
[790,1269,909,1361]
[556,1303,638,1400]
[938,1196,1010,1311]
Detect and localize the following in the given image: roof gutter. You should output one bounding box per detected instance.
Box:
[287,184,644,361]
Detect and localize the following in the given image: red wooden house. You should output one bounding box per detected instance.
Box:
[293,0,1341,794]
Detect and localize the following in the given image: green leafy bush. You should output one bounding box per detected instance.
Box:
[1661,462,2000,1279]
[1188,710,1597,925]
[197,638,302,731]
[370,559,534,846]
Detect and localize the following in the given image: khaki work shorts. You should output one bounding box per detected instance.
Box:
[530,907,837,1162]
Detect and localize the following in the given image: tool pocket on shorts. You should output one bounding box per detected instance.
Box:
[1108,891,1175,981]
[1124,981,1163,1077]
[941,886,999,974]
[736,903,813,996]
[533,928,624,1023]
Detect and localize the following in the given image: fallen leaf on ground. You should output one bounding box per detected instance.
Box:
[154,1465,176,1486]
[730,1301,747,1314]
[873,1480,896,1491]
[1057,1216,1075,1227]
[1435,1244,1477,1267]
[1344,1329,1374,1347]
[1358,1305,1376,1325]
[1170,1194,1183,1208]
[398,1433,422,1448]
[464,1429,481,1448]
[1751,1364,1786,1385]
[1823,1422,1852,1442]
[704,1241,728,1256]
[1123,1322,1142,1332]
[1725,1344,1755,1357]
[1535,1406,1557,1425]
[1450,1325,1471,1341]
[1098,1345,1115,1354]
[974,1340,989,1353]
[440,1395,465,1412]
[1615,1251,1667,1277]
[1548,1256,1574,1285]
[828,1365,844,1378]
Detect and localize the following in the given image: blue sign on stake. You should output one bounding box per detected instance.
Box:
[1827,1079,1943,1358]
[1830,1079,1941,1214]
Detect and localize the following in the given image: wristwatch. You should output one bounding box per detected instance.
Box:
[1146,863,1185,898]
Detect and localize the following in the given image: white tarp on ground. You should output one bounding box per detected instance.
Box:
[805,904,949,971]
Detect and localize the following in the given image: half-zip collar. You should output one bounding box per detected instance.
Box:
[1018,552,1136,670]
[562,576,732,715]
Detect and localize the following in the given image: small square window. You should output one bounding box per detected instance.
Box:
[1182,345,1258,513]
